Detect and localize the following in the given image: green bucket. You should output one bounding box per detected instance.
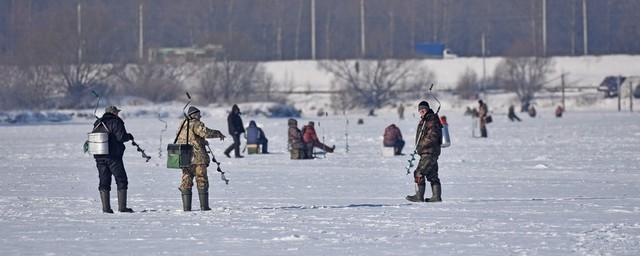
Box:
[167,144,193,169]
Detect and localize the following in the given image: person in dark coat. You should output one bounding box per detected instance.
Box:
[508,105,522,122]
[528,105,537,118]
[555,105,564,118]
[406,101,443,203]
[383,124,405,155]
[478,100,489,137]
[92,106,134,213]
[245,120,269,154]
[224,104,245,158]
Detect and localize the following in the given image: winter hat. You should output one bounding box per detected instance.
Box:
[232,104,240,113]
[288,118,297,126]
[105,105,121,114]
[418,101,430,110]
[187,106,201,116]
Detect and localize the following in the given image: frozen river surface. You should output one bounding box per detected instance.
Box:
[1,111,639,255]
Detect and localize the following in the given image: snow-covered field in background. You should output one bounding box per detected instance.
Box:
[263,55,640,89]
[1,108,639,255]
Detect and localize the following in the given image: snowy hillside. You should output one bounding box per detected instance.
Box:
[1,109,639,255]
[263,55,640,89]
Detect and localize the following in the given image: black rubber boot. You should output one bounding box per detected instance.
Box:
[100,190,114,213]
[117,189,134,213]
[425,183,442,202]
[405,183,425,202]
[198,188,211,211]
[180,188,192,212]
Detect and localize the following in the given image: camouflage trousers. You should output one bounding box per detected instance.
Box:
[180,164,209,191]
[290,148,303,160]
[413,154,440,185]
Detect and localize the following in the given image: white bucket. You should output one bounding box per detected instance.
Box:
[88,132,109,155]
[382,146,396,157]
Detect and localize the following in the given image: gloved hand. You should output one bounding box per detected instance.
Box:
[127,133,134,141]
[220,134,226,141]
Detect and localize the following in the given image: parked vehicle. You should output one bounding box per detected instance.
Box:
[597,76,640,98]
[415,43,457,59]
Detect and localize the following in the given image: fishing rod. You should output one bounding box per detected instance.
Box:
[91,90,101,119]
[206,144,230,185]
[158,113,168,158]
[132,140,152,162]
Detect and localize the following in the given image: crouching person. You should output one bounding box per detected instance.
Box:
[94,106,134,213]
[176,107,225,211]
[383,124,405,155]
[288,118,306,159]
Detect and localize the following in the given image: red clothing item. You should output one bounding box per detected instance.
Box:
[302,125,319,144]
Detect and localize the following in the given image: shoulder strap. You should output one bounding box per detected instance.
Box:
[172,119,190,144]
[92,120,110,133]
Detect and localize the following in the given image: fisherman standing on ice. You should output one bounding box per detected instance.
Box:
[224,104,245,158]
[176,106,225,211]
[93,106,135,213]
[406,101,443,203]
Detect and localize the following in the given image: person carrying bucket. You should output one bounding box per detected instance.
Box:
[92,106,135,213]
[175,106,225,211]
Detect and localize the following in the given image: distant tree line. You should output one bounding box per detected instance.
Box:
[1,0,640,64]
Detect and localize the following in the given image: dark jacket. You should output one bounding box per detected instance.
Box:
[415,109,442,156]
[227,105,245,135]
[93,113,132,159]
[383,124,403,146]
[246,121,265,144]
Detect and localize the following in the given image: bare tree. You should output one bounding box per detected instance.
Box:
[455,68,480,100]
[0,65,54,110]
[114,63,189,102]
[319,59,435,109]
[494,57,554,106]
[198,58,281,103]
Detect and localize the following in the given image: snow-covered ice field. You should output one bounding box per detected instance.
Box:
[1,110,639,255]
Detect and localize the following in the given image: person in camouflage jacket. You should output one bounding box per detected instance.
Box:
[287,118,306,159]
[175,106,225,211]
[406,101,443,203]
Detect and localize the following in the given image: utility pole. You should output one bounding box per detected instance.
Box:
[617,76,621,112]
[360,0,366,57]
[310,0,316,60]
[138,2,144,61]
[77,2,83,64]
[630,82,634,112]
[561,73,566,110]
[389,11,394,58]
[542,0,547,56]
[582,0,588,55]
[481,32,486,95]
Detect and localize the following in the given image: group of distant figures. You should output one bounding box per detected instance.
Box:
[287,119,336,160]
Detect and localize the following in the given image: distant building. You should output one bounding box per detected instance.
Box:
[147,44,224,63]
